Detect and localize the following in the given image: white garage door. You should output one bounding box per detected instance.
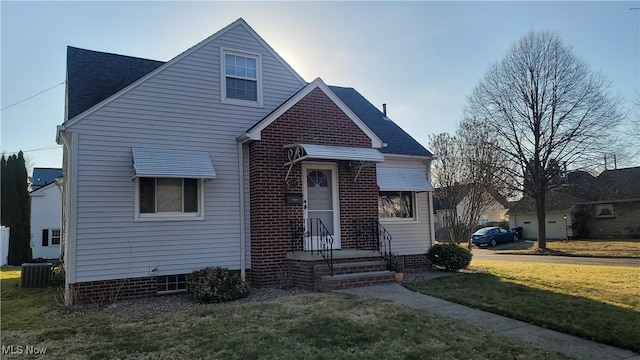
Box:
[513,213,568,239]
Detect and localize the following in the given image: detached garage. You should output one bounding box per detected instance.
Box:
[509,211,572,240]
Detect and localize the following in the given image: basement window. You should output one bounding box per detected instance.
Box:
[157,274,187,294]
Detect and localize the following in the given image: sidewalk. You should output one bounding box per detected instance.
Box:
[338,284,640,360]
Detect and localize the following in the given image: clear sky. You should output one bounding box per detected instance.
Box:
[1,1,638,173]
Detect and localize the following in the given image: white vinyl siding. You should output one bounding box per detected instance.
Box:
[30,183,62,259]
[67,23,304,283]
[377,157,433,255]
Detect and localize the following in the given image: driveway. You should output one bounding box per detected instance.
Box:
[471,240,640,267]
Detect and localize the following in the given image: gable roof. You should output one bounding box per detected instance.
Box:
[61,19,431,157]
[329,86,431,157]
[63,18,305,126]
[31,168,62,189]
[66,47,164,120]
[241,78,383,148]
[30,180,59,195]
[509,167,640,214]
[594,166,640,201]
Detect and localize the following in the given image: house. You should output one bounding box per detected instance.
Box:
[30,167,63,191]
[29,168,62,259]
[56,19,435,304]
[432,187,509,240]
[576,166,640,238]
[508,167,640,239]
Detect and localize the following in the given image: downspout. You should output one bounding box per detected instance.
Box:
[237,141,246,280]
[428,191,436,248]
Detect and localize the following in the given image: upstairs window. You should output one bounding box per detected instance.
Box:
[222,50,261,105]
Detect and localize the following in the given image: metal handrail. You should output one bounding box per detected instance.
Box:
[353,218,392,268]
[290,218,334,276]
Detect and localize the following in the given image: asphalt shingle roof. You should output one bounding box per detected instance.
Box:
[65,47,432,157]
[329,86,431,157]
[66,46,165,120]
[509,167,640,213]
[31,168,62,189]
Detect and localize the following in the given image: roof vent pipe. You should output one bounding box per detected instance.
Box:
[383,103,387,116]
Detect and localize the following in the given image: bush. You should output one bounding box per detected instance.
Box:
[50,264,65,287]
[186,267,249,303]
[426,244,472,271]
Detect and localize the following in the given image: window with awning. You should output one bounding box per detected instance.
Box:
[132,147,214,221]
[376,167,433,192]
[132,147,216,179]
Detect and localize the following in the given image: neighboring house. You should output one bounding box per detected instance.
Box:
[432,187,509,240]
[577,166,640,238]
[56,19,435,304]
[30,168,62,259]
[508,167,640,239]
[30,167,63,191]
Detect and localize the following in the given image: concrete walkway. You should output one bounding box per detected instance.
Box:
[338,284,640,360]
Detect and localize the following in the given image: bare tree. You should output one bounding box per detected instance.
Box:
[465,31,624,249]
[429,117,506,246]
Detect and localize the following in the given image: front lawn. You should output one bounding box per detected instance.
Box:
[498,239,640,258]
[0,267,570,359]
[405,260,640,352]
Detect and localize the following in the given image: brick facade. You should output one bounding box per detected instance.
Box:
[582,201,640,238]
[68,277,157,305]
[401,254,432,269]
[249,87,378,287]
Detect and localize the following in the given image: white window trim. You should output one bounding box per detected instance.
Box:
[595,204,615,218]
[50,229,61,246]
[134,178,205,222]
[42,229,62,247]
[220,48,263,108]
[378,190,418,223]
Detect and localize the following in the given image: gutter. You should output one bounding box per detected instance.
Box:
[56,125,67,145]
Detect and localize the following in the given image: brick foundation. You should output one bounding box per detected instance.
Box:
[68,276,157,305]
[400,254,432,269]
[249,87,378,287]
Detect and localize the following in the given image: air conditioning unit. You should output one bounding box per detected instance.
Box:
[21,263,52,288]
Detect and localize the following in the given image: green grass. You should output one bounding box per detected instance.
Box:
[499,239,640,258]
[0,267,63,331]
[405,260,640,352]
[0,267,571,359]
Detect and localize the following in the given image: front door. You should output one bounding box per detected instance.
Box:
[302,162,340,250]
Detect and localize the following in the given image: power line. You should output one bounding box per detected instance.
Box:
[3,145,62,155]
[1,81,65,112]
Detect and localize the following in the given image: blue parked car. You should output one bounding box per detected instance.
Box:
[471,227,519,247]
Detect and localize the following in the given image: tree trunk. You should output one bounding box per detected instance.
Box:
[536,195,547,249]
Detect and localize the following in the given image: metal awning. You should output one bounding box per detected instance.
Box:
[284,143,384,182]
[132,147,217,179]
[377,167,434,192]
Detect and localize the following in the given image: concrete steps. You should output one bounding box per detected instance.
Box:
[318,270,396,291]
[313,258,397,291]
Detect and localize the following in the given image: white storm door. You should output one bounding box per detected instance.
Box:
[302,163,341,250]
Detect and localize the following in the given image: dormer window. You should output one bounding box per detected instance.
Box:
[221,49,262,106]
